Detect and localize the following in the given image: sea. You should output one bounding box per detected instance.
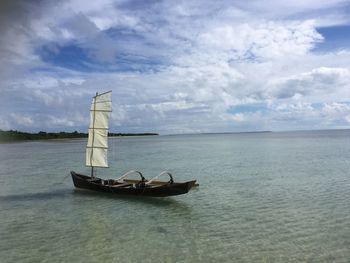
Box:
[0,130,349,263]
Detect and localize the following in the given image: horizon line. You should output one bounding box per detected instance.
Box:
[2,127,350,137]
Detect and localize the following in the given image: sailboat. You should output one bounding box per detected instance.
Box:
[71,91,197,197]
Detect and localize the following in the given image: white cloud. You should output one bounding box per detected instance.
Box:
[47,113,87,127]
[199,20,323,59]
[268,67,350,100]
[234,0,350,26]
[322,102,350,124]
[10,113,34,127]
[0,117,11,130]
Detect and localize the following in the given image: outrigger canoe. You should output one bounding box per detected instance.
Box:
[71,170,197,197]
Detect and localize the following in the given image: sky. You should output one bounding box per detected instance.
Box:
[1,0,350,134]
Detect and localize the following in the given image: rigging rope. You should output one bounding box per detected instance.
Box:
[60,173,71,183]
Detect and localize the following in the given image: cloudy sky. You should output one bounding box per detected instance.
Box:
[1,0,350,134]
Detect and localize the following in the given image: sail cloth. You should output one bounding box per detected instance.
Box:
[86,91,112,167]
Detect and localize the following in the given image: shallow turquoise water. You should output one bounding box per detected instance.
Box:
[0,130,350,262]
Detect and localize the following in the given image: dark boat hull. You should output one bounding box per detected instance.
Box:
[71,171,196,197]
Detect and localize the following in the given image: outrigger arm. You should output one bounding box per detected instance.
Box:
[116,170,145,183]
[146,171,174,185]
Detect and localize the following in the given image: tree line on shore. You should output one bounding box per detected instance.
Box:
[0,130,158,142]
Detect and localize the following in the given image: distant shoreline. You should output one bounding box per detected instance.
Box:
[0,130,159,143]
[1,128,349,143]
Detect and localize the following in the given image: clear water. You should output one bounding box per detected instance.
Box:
[0,130,349,262]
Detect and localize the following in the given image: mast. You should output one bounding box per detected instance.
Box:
[90,92,98,178]
[86,91,112,176]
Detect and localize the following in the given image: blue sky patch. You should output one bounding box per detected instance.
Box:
[39,44,96,72]
[227,104,268,114]
[311,103,323,110]
[315,25,350,52]
[38,42,165,73]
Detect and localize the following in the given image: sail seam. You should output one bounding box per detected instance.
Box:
[93,90,112,97]
[92,100,112,103]
[85,165,109,168]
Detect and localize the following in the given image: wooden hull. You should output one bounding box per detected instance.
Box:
[71,171,197,197]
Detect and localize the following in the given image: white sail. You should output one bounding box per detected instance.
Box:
[86,91,112,168]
